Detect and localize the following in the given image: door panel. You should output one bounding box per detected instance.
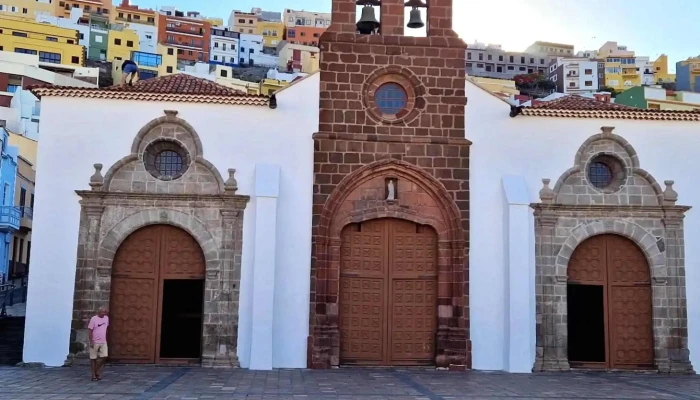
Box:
[109,225,205,363]
[339,218,437,366]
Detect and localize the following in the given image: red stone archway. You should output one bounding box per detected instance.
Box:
[309,159,469,369]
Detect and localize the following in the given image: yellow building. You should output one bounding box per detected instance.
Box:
[278,42,319,73]
[257,20,284,48]
[0,0,54,20]
[653,54,675,83]
[213,65,261,94]
[111,44,177,85]
[0,16,84,66]
[598,41,640,90]
[56,0,112,19]
[205,17,224,27]
[466,76,520,99]
[260,78,290,95]
[8,133,37,170]
[107,27,139,62]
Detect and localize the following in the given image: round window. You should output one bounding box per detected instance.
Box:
[588,161,613,189]
[144,140,190,181]
[155,150,183,177]
[586,154,626,192]
[375,83,407,115]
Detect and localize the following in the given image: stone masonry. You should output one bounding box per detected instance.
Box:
[532,126,694,374]
[68,110,249,368]
[310,0,471,369]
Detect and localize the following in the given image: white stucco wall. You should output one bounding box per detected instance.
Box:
[23,74,319,368]
[467,81,700,372]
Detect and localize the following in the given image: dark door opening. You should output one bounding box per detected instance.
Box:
[159,279,204,359]
[567,284,605,365]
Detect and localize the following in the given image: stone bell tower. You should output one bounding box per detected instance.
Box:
[309,0,470,369]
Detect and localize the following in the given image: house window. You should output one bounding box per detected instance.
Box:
[476,63,484,68]
[213,55,218,61]
[509,55,514,62]
[221,69,228,77]
[288,29,295,38]
[585,69,593,74]
[485,65,492,72]
[540,59,545,64]
[487,54,492,61]
[67,40,74,44]
[79,33,84,40]
[223,43,226,51]
[497,66,503,73]
[507,66,514,70]
[519,66,526,71]
[478,53,483,61]
[148,17,155,23]
[22,8,27,14]
[115,38,122,45]
[466,62,472,67]
[46,37,58,42]
[499,55,503,61]
[166,66,173,73]
[15,48,37,55]
[12,32,28,37]
[241,47,245,52]
[71,56,79,64]
[188,51,193,56]
[375,83,407,115]
[127,40,134,47]
[214,42,219,48]
[530,58,534,63]
[585,81,593,86]
[467,53,471,60]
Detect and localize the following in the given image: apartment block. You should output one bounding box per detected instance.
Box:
[112,43,177,83]
[157,11,211,63]
[87,12,110,61]
[676,57,700,93]
[548,57,600,94]
[599,41,640,90]
[525,41,575,56]
[229,10,258,34]
[653,54,675,83]
[0,0,53,19]
[257,20,284,48]
[107,26,139,63]
[55,0,112,19]
[115,0,157,53]
[466,42,551,79]
[282,9,330,28]
[0,15,84,66]
[277,41,318,73]
[210,27,239,66]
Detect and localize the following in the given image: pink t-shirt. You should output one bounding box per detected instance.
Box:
[88,316,109,344]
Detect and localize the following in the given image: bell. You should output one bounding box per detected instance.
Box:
[407,7,424,29]
[356,5,380,34]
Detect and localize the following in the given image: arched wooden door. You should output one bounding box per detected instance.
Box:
[567,234,654,369]
[338,218,437,366]
[109,225,206,363]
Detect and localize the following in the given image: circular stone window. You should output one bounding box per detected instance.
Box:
[144,140,190,180]
[587,154,626,192]
[375,83,408,115]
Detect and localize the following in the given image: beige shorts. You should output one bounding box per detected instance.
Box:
[89,344,108,360]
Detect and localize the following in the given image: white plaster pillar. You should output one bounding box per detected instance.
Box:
[501,175,535,373]
[248,164,281,370]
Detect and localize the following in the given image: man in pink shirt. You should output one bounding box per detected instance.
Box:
[88,306,109,381]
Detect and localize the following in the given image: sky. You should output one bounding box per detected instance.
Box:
[135,0,700,72]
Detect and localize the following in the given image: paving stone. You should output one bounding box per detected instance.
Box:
[0,366,699,400]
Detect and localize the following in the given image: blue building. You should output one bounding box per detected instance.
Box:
[675,58,700,93]
[0,127,19,284]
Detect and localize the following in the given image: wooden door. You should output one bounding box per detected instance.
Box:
[339,218,437,366]
[567,234,653,369]
[109,225,205,363]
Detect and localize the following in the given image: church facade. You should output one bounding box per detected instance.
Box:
[21,0,699,373]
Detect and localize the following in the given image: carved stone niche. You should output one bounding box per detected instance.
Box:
[66,111,249,368]
[532,127,694,374]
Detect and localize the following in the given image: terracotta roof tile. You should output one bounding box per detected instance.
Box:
[520,95,700,121]
[29,74,271,107]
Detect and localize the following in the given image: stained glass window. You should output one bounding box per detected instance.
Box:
[375,83,407,115]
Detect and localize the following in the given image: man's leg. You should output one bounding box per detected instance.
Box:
[96,358,106,378]
[120,72,129,87]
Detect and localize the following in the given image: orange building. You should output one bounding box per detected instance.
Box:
[284,26,324,46]
[56,0,112,18]
[157,13,210,63]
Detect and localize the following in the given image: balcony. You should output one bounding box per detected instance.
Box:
[19,207,32,231]
[166,26,204,36]
[566,72,578,77]
[116,16,155,25]
[0,206,21,232]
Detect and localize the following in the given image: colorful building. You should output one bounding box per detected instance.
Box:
[87,12,110,61]
[257,20,284,48]
[282,8,331,28]
[107,26,139,63]
[676,57,700,93]
[210,27,239,66]
[278,42,319,73]
[55,0,112,19]
[204,17,224,27]
[0,127,18,284]
[653,54,675,84]
[7,149,34,283]
[284,26,324,46]
[0,0,53,20]
[112,43,177,84]
[615,85,700,110]
[0,15,84,66]
[524,41,574,56]
[157,13,211,63]
[229,11,259,34]
[598,41,640,90]
[115,0,158,53]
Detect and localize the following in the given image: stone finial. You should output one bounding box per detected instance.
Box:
[539,178,555,203]
[224,168,238,194]
[601,126,615,136]
[89,163,104,190]
[164,110,178,117]
[663,180,678,205]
